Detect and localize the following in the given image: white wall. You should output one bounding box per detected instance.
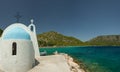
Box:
[0,40,35,72]
[28,24,40,57]
[30,32,40,57]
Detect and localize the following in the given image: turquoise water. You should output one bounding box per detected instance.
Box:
[40,46,120,72]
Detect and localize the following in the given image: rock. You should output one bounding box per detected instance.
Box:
[68,60,79,68]
[53,51,58,55]
[57,53,85,72]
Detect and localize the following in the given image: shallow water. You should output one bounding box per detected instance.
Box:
[40,46,120,72]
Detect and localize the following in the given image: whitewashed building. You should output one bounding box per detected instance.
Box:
[0,20,40,72]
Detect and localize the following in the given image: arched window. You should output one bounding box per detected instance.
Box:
[30,26,34,32]
[12,42,17,55]
[29,24,36,33]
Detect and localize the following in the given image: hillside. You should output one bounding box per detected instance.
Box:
[86,35,120,46]
[1,28,120,46]
[0,29,3,36]
[37,31,84,47]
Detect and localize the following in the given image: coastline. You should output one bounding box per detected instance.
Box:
[39,45,120,48]
[40,46,120,72]
[53,52,86,72]
[28,52,85,72]
[39,46,82,48]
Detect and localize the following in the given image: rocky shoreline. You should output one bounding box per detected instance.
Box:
[28,52,85,72]
[54,52,85,72]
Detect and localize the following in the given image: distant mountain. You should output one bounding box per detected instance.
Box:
[86,35,120,46]
[37,31,84,47]
[1,28,120,46]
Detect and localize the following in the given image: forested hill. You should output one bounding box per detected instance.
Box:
[1,29,120,46]
[37,31,84,47]
[86,35,120,46]
[0,29,3,36]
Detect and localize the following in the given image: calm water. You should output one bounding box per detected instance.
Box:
[40,46,120,72]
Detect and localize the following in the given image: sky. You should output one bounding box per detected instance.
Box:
[0,0,120,41]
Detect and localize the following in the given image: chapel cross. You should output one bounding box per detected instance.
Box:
[15,12,22,23]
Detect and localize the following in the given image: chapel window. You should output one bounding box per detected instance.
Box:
[12,42,17,55]
[30,26,34,32]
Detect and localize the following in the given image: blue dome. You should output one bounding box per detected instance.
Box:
[3,27,30,40]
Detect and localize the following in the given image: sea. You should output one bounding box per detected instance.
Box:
[40,46,120,72]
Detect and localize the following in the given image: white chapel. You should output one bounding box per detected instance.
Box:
[0,19,40,72]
